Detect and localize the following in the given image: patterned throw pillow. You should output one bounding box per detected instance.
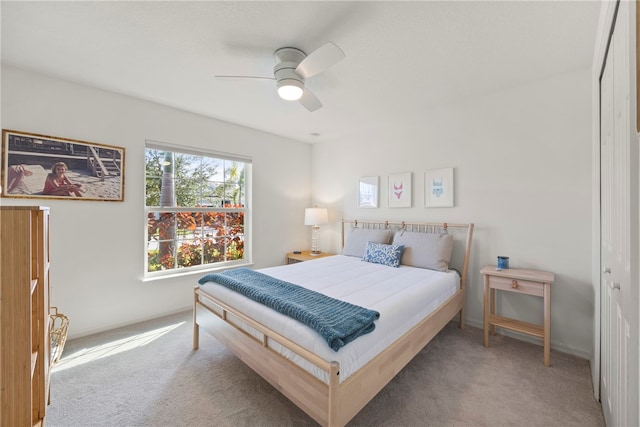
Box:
[362,242,405,268]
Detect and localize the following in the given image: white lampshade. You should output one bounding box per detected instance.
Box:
[304,207,328,226]
[304,207,328,256]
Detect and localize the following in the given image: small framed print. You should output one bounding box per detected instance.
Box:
[388,172,412,208]
[359,176,379,208]
[425,168,454,207]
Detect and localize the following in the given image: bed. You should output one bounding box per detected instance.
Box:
[193,220,474,426]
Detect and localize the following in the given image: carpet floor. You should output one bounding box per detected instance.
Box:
[47,310,604,427]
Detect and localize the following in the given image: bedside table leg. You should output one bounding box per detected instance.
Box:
[483,275,490,347]
[543,282,551,366]
[489,288,496,335]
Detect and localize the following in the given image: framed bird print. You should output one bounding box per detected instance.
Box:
[388,172,412,208]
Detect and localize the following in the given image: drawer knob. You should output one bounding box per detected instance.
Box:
[511,280,518,289]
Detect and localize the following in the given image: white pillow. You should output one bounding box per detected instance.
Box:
[342,228,393,257]
[392,230,454,271]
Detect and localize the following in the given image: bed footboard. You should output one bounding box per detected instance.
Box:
[194,286,465,427]
[194,288,340,426]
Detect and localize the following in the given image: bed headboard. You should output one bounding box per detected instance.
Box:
[341,220,474,289]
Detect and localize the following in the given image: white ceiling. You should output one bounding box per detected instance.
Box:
[1,1,601,144]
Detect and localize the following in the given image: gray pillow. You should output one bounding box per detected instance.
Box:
[342,228,392,257]
[392,230,454,271]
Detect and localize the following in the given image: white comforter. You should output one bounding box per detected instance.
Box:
[198,254,459,383]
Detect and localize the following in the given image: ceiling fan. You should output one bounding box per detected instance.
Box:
[215,42,345,112]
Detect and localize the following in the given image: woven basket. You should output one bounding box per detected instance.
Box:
[49,307,69,366]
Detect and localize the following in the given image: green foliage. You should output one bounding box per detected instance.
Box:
[147,249,162,272]
[146,149,246,208]
[145,151,162,206]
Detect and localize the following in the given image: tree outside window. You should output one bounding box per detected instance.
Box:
[145,146,248,276]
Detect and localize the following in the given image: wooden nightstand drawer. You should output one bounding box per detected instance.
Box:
[487,275,544,297]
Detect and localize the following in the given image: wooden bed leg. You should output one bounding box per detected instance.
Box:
[193,321,200,350]
[193,287,200,350]
[458,308,465,329]
[327,361,340,427]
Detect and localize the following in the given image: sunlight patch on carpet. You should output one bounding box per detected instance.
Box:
[51,322,185,372]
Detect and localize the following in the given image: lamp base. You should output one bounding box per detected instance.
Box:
[310,250,322,256]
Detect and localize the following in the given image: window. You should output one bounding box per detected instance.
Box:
[145,142,250,277]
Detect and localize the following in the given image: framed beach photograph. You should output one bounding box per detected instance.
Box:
[425,167,454,207]
[359,176,379,208]
[388,172,412,208]
[1,129,125,201]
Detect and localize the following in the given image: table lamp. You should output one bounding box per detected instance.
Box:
[304,207,328,255]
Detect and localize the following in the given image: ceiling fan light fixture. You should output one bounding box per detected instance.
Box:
[216,43,345,112]
[277,79,304,101]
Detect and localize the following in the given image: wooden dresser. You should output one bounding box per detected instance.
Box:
[1,206,51,426]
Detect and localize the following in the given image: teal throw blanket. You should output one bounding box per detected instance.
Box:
[198,268,380,351]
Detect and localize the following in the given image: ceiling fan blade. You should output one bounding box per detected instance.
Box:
[295,42,345,79]
[215,75,275,81]
[299,89,322,112]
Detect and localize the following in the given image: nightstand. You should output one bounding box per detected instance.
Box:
[286,251,334,264]
[481,265,555,366]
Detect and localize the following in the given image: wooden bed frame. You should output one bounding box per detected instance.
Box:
[193,220,474,427]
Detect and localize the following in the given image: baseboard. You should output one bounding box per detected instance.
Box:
[68,306,192,340]
[465,318,593,361]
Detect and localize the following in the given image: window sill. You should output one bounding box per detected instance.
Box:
[142,261,254,283]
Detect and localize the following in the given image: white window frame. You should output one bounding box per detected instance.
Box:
[144,140,252,280]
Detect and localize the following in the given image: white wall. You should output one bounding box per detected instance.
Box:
[1,65,594,360]
[312,68,593,359]
[1,65,313,338]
